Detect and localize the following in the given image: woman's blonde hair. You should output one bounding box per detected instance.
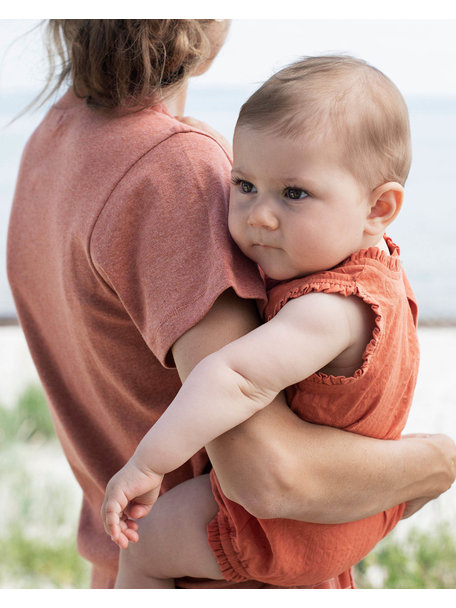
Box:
[36,19,215,109]
[237,55,412,189]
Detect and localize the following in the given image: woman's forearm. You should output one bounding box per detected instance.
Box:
[172,289,456,524]
[207,395,456,522]
[284,425,456,523]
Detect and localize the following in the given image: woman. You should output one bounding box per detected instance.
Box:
[7,19,456,589]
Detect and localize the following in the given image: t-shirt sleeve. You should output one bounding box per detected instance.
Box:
[90,130,265,367]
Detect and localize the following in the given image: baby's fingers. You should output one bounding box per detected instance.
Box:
[121,518,139,531]
[104,510,121,540]
[109,522,138,548]
[112,531,130,549]
[126,503,152,520]
[123,527,139,544]
[101,498,124,537]
[117,516,139,544]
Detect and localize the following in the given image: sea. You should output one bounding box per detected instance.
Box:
[1,86,456,323]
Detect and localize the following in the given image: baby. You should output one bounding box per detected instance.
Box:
[101,55,419,588]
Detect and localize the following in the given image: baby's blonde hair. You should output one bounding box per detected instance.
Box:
[236,55,412,189]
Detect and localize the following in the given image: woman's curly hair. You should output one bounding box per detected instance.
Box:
[39,19,215,109]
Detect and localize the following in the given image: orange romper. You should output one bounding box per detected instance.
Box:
[207,237,419,588]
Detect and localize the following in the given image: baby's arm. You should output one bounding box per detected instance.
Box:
[102,292,360,546]
[136,292,356,462]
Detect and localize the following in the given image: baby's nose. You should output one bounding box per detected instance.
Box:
[247,201,279,230]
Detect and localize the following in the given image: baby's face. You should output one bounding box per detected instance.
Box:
[228,126,372,280]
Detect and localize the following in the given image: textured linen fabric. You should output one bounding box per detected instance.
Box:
[7,90,266,588]
[207,237,419,587]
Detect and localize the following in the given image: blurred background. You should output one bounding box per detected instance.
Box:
[1,17,455,588]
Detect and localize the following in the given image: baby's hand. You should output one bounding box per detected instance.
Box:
[101,459,164,549]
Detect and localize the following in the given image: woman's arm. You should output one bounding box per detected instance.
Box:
[212,400,455,522]
[172,288,456,523]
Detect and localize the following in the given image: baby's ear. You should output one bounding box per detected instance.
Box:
[364,182,404,236]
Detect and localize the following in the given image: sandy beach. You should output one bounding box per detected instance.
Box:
[1,323,455,538]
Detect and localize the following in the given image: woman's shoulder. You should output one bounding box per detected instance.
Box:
[150,111,233,168]
[49,91,231,169]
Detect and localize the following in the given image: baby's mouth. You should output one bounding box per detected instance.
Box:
[253,242,278,249]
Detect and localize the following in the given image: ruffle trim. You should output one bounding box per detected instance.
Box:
[206,513,250,583]
[265,280,382,386]
[262,238,404,385]
[337,236,401,273]
[206,512,355,587]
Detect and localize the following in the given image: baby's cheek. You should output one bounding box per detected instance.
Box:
[227,209,241,241]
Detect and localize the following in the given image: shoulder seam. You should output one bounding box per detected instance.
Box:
[87,130,231,283]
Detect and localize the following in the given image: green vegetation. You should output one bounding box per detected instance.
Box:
[355,522,456,589]
[0,526,90,588]
[1,383,455,588]
[0,384,55,444]
[0,384,90,588]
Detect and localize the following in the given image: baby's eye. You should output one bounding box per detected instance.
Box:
[231,176,257,194]
[284,187,309,200]
[239,180,257,194]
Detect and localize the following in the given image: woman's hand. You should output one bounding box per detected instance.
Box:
[101,460,164,549]
[400,432,456,519]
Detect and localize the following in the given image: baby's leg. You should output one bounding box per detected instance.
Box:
[115,473,224,588]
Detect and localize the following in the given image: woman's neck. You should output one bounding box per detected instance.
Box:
[161,80,189,117]
[83,78,190,118]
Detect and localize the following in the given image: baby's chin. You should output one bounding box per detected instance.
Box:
[263,263,332,281]
[259,265,306,282]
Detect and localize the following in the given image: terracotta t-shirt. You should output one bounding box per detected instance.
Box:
[7,90,265,588]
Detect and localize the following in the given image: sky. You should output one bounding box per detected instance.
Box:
[1,13,456,100]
